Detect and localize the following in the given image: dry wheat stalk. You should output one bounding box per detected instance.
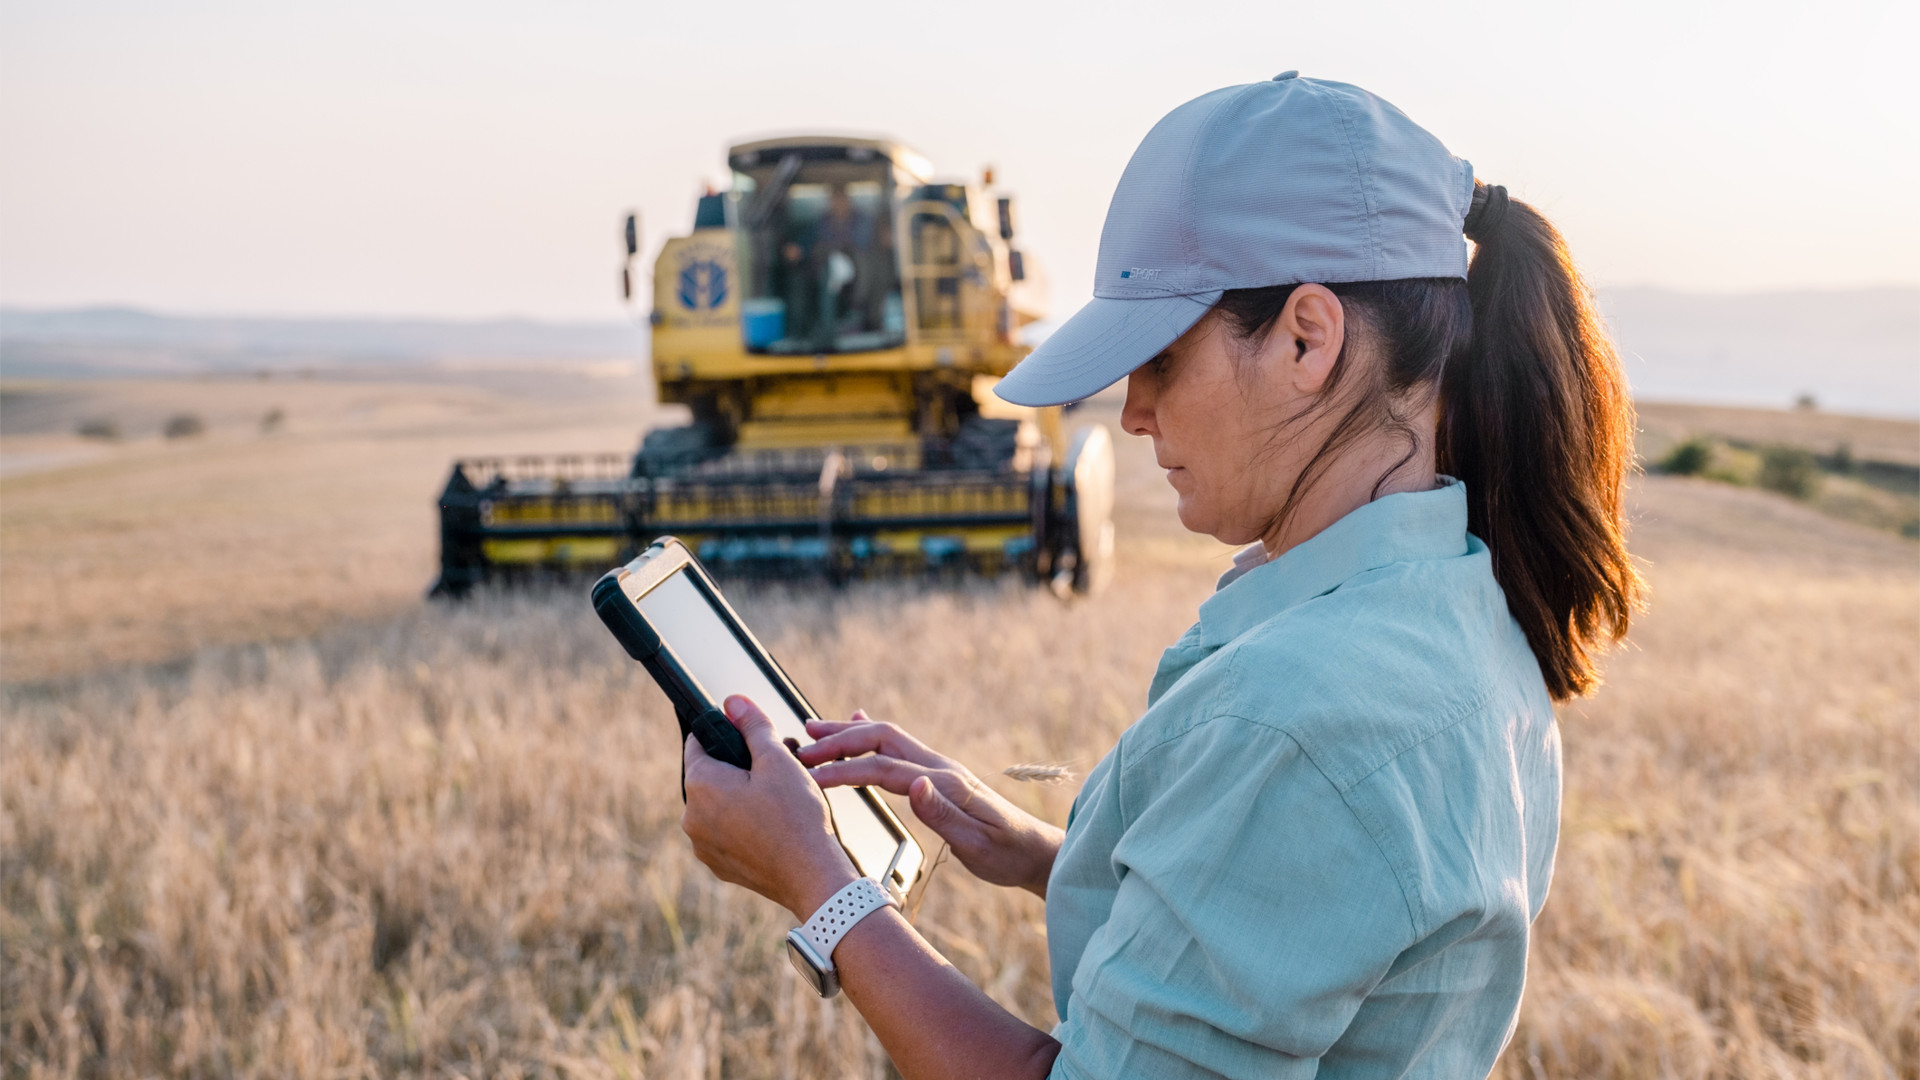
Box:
[1002,761,1078,784]
[6,443,1918,1079]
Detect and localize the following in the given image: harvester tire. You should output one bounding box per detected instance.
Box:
[1052,424,1116,596]
[947,417,1021,472]
[634,422,726,476]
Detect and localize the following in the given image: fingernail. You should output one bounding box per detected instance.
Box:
[724,696,746,720]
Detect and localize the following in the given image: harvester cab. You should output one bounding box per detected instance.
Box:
[434,136,1114,596]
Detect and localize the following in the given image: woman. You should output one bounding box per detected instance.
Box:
[679,73,1640,1079]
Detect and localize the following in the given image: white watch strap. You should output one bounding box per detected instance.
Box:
[797,877,897,961]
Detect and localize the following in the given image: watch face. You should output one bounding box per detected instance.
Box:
[786,936,831,997]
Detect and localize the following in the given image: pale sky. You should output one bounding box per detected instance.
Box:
[2,0,1915,322]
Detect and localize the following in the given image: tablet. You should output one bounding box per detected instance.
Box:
[591,538,925,900]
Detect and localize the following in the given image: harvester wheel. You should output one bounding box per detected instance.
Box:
[430,461,485,600]
[948,417,1021,471]
[634,422,726,477]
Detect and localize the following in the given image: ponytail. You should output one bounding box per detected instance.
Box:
[1442,182,1642,699]
[1214,182,1642,701]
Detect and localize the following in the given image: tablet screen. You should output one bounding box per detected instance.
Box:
[638,571,811,744]
[637,569,911,883]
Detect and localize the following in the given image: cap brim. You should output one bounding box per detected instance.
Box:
[994,291,1220,407]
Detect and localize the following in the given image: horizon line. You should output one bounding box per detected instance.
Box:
[5,282,1920,329]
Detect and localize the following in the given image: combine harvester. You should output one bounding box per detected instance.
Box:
[433,136,1113,596]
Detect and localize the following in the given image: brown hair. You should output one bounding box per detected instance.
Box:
[1214,182,1643,700]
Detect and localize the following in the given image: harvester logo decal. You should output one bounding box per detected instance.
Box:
[677,258,729,311]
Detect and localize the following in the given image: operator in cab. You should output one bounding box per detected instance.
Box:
[780,181,882,350]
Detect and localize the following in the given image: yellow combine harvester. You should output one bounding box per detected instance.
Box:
[433,136,1113,595]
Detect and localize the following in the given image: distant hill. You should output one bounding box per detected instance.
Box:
[3,290,1915,418]
[0,307,644,378]
[1599,287,1917,419]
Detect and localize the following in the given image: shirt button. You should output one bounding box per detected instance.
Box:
[1273,70,1299,81]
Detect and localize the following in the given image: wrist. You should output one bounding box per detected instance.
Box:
[784,875,899,999]
[1021,822,1065,895]
[783,855,861,922]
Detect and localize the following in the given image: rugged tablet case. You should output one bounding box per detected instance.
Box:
[591,572,753,774]
[588,542,926,903]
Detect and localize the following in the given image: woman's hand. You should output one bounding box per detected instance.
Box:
[681,696,860,920]
[798,713,1065,898]
[687,702,1065,1078]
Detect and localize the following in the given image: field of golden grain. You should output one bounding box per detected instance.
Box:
[2,375,1916,1079]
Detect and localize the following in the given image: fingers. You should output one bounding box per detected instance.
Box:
[793,726,877,766]
[808,754,931,795]
[797,719,943,769]
[683,728,754,793]
[802,708,871,738]
[683,732,731,792]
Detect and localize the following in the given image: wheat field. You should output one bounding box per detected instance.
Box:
[2,376,1916,1078]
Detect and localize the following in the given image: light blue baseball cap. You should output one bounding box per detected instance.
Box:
[995,72,1476,407]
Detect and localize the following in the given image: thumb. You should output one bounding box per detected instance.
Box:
[909,775,963,831]
[723,695,784,754]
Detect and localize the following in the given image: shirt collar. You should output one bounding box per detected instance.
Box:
[1193,478,1471,649]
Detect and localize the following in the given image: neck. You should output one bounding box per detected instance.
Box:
[1258,431,1437,562]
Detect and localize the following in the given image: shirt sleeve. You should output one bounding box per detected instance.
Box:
[1049,714,1417,1080]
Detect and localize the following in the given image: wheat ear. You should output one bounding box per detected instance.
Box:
[1002,762,1077,785]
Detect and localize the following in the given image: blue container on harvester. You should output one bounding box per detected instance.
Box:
[742,299,786,348]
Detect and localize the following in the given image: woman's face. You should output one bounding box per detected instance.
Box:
[1119,286,1352,548]
[1121,315,1287,546]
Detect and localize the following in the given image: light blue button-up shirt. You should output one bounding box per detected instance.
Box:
[1046,481,1560,1079]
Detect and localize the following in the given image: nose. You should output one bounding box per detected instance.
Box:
[1121,371,1158,438]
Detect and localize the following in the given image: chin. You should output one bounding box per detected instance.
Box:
[1173,499,1213,537]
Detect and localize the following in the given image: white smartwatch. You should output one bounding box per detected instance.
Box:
[785,877,898,998]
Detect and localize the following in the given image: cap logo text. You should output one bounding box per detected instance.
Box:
[1119,268,1162,279]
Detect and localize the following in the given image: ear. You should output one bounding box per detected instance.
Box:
[1275,284,1346,395]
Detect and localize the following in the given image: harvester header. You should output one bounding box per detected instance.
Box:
[434,135,1112,595]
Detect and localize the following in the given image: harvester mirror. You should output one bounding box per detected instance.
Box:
[1008,250,1027,282]
[624,212,640,257]
[996,196,1016,241]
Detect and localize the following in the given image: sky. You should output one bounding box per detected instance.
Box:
[1,0,1916,323]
